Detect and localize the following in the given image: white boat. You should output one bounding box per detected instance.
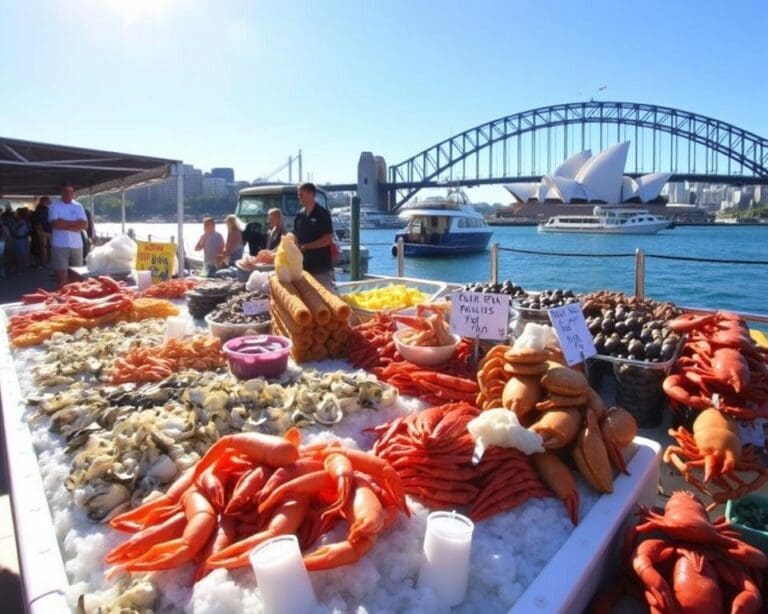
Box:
[392,190,493,257]
[538,206,672,234]
[334,206,406,229]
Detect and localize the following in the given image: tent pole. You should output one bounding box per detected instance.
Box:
[176,163,185,279]
[121,183,126,234]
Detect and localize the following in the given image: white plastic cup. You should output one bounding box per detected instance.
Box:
[417,510,475,608]
[136,270,152,291]
[164,316,188,341]
[249,535,317,614]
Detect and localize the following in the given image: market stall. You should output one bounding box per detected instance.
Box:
[2,249,766,612]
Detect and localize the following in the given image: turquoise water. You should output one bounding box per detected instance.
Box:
[99,222,768,315]
[361,225,768,315]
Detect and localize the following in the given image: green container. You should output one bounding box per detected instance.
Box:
[725,494,768,554]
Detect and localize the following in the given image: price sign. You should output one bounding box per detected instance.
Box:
[135,241,177,283]
[450,291,510,340]
[242,299,270,316]
[547,303,597,366]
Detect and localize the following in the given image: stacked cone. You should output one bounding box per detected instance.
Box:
[269,272,351,362]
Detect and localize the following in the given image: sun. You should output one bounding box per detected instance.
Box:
[95,0,178,24]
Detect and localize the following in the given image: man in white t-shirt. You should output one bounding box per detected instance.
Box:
[49,182,88,288]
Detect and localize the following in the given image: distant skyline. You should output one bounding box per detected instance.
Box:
[2,0,768,204]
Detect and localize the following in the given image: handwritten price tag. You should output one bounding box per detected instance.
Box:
[548,303,597,366]
[450,291,510,340]
[135,241,177,283]
[242,300,270,316]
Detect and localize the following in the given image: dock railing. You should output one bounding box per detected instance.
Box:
[384,242,768,327]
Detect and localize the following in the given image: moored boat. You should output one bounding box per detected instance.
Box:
[538,206,671,234]
[391,190,493,257]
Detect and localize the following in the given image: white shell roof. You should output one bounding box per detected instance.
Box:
[505,142,670,205]
[636,173,673,202]
[621,176,639,201]
[552,149,592,179]
[504,182,540,203]
[574,142,629,204]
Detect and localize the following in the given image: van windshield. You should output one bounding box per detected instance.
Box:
[237,195,282,218]
[236,191,328,220]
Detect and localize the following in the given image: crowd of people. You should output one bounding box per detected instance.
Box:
[194,182,336,286]
[1,184,94,285]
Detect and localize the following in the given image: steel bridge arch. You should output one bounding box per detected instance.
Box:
[389,101,768,208]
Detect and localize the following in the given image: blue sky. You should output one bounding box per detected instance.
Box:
[1,0,767,203]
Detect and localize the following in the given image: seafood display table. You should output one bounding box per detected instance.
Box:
[68,266,134,283]
[0,299,662,613]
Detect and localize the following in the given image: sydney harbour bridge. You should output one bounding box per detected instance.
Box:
[324,101,768,212]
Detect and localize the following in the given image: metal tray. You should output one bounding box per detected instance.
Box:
[336,276,448,322]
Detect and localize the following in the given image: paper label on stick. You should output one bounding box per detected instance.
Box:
[243,300,270,316]
[450,291,510,340]
[547,303,597,366]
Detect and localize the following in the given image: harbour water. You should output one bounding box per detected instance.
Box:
[98,222,768,315]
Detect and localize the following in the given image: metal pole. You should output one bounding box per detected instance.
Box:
[88,187,94,223]
[634,248,645,300]
[350,196,361,281]
[298,149,303,182]
[396,237,405,277]
[288,156,293,184]
[490,242,499,284]
[176,162,185,279]
[120,184,126,234]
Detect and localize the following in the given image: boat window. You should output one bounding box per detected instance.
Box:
[458,219,466,228]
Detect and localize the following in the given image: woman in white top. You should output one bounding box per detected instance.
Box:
[221,214,244,266]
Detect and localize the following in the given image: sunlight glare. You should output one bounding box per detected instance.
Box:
[96,0,179,25]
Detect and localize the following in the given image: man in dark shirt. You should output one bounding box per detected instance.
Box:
[294,182,334,286]
[242,221,266,255]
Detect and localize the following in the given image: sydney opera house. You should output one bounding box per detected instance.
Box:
[501,142,671,220]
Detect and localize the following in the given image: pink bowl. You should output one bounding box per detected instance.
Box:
[223,334,292,379]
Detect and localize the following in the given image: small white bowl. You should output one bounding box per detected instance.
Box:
[393,329,461,366]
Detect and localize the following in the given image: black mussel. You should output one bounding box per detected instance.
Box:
[594,333,606,353]
[660,345,676,362]
[614,321,629,336]
[604,309,615,321]
[604,337,619,353]
[645,341,661,359]
[614,307,626,321]
[588,318,602,335]
[601,319,615,334]
[628,339,645,357]
[624,317,639,331]
[616,341,628,355]
[640,330,654,344]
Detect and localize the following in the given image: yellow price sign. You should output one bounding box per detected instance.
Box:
[135,241,177,283]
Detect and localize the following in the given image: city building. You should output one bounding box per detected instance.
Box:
[211,167,235,183]
[202,176,228,198]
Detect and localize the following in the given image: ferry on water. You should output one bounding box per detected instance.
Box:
[538,206,672,234]
[391,190,493,257]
